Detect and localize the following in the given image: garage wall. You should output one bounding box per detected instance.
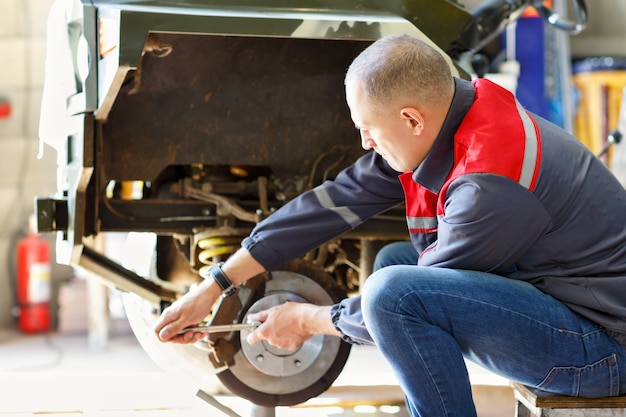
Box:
[570,0,626,58]
[0,0,624,330]
[0,0,70,329]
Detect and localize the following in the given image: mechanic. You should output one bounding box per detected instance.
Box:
[155,33,626,416]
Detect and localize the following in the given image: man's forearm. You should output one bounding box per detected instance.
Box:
[221,247,266,287]
[302,304,341,337]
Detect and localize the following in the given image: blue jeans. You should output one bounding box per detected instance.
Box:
[364,242,626,417]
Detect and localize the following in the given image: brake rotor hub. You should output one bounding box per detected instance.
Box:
[240,293,324,377]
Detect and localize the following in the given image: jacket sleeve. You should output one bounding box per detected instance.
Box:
[418,173,552,273]
[330,295,375,345]
[241,152,403,345]
[242,151,404,270]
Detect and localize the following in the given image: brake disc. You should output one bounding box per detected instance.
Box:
[123,260,351,407]
[216,265,352,407]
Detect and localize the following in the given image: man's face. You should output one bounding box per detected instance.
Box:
[345,79,428,173]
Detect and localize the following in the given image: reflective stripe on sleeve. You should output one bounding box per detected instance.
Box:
[516,99,539,190]
[314,186,362,228]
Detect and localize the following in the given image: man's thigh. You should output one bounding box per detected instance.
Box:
[373,241,418,270]
[362,266,626,397]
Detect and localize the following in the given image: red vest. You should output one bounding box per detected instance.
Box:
[399,79,542,234]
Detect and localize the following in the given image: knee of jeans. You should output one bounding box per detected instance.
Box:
[361,267,402,319]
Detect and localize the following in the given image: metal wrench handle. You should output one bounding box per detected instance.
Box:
[178,321,261,334]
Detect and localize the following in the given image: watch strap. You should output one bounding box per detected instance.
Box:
[206,263,236,297]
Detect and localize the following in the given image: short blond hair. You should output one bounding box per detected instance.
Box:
[345,34,454,110]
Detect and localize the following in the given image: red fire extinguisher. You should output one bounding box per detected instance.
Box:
[16,223,51,333]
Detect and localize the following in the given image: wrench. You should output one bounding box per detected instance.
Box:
[178,321,261,334]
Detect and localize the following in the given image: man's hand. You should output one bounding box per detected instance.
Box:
[154,278,221,343]
[246,302,340,350]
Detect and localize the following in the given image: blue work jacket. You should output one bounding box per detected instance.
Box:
[243,78,626,345]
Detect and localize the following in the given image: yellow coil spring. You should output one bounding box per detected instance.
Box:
[196,236,241,276]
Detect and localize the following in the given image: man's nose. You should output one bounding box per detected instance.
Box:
[360,131,374,150]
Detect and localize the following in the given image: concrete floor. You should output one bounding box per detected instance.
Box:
[0,328,515,417]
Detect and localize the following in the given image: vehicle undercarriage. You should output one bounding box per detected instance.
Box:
[36,0,587,410]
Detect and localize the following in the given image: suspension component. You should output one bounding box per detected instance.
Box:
[194,231,245,276]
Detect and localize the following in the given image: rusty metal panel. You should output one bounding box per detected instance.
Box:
[101,34,369,182]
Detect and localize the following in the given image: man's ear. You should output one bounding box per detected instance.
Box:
[400,107,425,134]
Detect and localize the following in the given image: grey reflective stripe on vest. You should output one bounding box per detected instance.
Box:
[314,186,361,228]
[406,215,438,231]
[516,99,539,189]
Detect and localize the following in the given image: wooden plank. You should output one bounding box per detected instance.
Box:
[512,383,626,409]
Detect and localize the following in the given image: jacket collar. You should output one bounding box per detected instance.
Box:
[412,78,475,193]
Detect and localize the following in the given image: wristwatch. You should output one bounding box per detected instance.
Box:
[204,262,236,297]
